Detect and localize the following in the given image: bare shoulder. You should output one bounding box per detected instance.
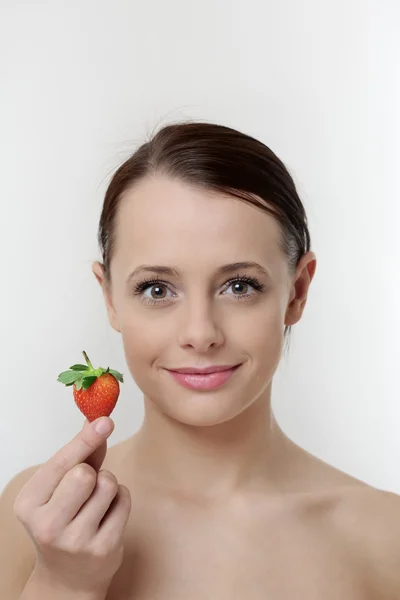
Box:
[103,436,136,479]
[333,485,400,597]
[0,465,41,597]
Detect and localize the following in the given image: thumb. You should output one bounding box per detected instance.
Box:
[82,417,113,472]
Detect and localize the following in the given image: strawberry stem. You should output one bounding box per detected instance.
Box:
[82,351,94,371]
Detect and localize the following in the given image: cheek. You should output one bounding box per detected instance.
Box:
[228,304,285,387]
[118,310,176,396]
[228,295,284,349]
[119,309,171,362]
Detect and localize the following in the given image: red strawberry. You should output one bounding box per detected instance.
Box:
[57,351,123,422]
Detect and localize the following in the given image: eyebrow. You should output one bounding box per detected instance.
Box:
[126,261,271,285]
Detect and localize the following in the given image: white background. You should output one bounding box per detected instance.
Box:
[1,0,399,493]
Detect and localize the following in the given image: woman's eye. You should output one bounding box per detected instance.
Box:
[225,281,252,296]
[143,283,173,300]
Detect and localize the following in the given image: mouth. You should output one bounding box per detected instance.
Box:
[165,364,242,391]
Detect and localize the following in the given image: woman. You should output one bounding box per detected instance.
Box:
[2,122,400,599]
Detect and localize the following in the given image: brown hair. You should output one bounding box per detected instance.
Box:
[98,122,311,339]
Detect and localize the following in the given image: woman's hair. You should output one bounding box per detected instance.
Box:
[98,122,311,340]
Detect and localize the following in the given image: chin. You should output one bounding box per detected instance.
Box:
[157,393,252,427]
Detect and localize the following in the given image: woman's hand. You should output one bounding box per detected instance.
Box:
[14,417,131,597]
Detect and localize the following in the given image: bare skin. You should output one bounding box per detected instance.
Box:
[3,434,399,599]
[100,432,400,600]
[2,175,400,598]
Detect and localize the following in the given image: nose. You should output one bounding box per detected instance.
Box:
[176,298,224,353]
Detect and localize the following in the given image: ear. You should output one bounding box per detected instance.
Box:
[92,261,121,333]
[284,251,317,327]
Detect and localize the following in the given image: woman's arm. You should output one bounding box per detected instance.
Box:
[336,487,400,596]
[362,490,400,597]
[0,466,39,599]
[20,567,108,600]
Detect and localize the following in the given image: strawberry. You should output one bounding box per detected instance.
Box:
[57,351,123,422]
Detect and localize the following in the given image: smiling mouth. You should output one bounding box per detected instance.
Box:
[165,364,241,391]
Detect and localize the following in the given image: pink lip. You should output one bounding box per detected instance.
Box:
[171,364,239,374]
[166,364,241,390]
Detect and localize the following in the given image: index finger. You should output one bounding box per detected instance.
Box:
[23,417,114,507]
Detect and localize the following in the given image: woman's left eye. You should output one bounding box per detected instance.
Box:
[224,280,254,296]
[222,276,265,299]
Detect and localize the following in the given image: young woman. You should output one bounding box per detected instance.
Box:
[2,123,400,599]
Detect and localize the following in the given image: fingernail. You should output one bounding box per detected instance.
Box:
[93,417,112,435]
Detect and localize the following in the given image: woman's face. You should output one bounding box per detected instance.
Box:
[94,176,315,426]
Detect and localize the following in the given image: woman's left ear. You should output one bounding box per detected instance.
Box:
[284,252,317,327]
[92,261,121,333]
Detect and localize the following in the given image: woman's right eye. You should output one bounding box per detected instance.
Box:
[143,283,173,300]
[133,280,176,304]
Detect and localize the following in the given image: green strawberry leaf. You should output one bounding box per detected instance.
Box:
[75,377,84,391]
[82,376,98,390]
[109,369,124,383]
[57,370,83,385]
[69,364,89,371]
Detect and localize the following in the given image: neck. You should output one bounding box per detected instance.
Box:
[128,384,299,500]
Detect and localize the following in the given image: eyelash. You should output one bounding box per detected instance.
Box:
[132,274,266,306]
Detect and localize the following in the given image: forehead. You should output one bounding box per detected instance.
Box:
[114,176,284,272]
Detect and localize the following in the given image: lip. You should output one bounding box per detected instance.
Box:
[166,364,241,391]
[169,364,239,375]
